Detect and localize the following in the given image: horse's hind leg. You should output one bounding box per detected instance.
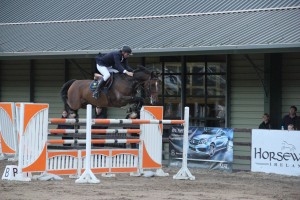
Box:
[69,109,79,118]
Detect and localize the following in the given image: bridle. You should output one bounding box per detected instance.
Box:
[144,76,159,105]
[132,69,160,105]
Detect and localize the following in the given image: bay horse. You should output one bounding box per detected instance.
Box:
[60,66,161,114]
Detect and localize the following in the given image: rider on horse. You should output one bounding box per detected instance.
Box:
[93,46,134,98]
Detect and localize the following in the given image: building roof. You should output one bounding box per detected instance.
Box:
[1,0,300,23]
[1,0,300,57]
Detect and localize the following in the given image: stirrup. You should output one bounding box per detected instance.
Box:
[92,78,104,99]
[92,91,99,99]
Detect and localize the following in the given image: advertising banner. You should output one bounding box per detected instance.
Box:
[0,134,2,154]
[251,129,300,176]
[169,126,234,171]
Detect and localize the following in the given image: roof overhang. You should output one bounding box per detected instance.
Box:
[1,44,300,60]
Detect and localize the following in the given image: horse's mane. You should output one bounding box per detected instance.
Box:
[113,66,150,82]
[135,65,161,74]
[133,65,151,74]
[113,65,160,83]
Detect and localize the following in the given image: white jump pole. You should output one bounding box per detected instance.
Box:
[76,104,100,184]
[14,103,31,181]
[173,107,195,180]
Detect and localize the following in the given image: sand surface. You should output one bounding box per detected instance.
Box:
[0,160,299,200]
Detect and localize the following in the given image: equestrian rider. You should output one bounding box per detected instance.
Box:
[93,46,134,98]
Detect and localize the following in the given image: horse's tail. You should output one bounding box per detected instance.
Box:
[60,79,76,111]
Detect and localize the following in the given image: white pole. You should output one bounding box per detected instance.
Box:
[86,104,92,172]
[76,104,100,184]
[173,107,195,180]
[15,103,31,181]
[11,103,19,161]
[17,103,24,175]
[182,107,189,169]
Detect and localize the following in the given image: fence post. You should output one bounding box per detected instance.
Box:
[173,107,195,180]
[76,104,100,184]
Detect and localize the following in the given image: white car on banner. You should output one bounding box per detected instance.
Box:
[169,126,233,171]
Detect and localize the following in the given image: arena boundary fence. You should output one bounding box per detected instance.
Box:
[5,103,193,183]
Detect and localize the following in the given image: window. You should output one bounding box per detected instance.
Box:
[186,59,226,127]
[144,55,227,127]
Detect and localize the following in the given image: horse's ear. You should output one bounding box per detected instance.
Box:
[151,71,160,79]
[151,71,161,78]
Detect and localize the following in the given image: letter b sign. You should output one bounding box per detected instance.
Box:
[2,165,19,180]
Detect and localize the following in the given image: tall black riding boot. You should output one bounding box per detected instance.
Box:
[92,78,105,99]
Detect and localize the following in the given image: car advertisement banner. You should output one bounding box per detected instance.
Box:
[251,129,300,176]
[169,126,234,172]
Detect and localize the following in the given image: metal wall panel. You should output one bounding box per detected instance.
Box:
[1,8,300,56]
[0,60,30,102]
[230,54,264,128]
[33,59,65,119]
[281,52,300,116]
[64,58,93,118]
[1,0,299,23]
[68,59,93,80]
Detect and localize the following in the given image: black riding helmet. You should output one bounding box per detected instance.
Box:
[121,46,133,55]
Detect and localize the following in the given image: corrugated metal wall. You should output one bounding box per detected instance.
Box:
[1,53,299,127]
[232,129,251,171]
[0,59,94,119]
[281,52,300,116]
[0,60,30,102]
[230,54,264,171]
[34,59,65,118]
[67,59,94,119]
[230,54,264,128]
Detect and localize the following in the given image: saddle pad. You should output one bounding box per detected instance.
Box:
[107,67,119,73]
[89,80,98,91]
[89,73,114,93]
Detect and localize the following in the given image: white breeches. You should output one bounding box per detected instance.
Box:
[96,64,114,81]
[97,64,120,81]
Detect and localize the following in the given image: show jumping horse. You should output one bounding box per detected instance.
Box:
[60,66,161,114]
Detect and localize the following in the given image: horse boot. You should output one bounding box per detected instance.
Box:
[92,78,105,99]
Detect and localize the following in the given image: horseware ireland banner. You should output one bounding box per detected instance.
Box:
[169,126,234,172]
[251,129,300,176]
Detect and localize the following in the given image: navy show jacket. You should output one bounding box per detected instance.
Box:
[96,51,133,73]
